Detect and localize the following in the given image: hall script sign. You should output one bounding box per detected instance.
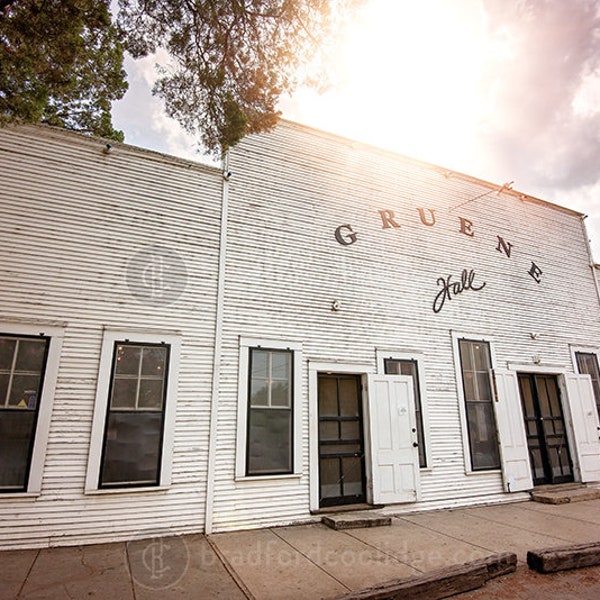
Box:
[334,207,544,314]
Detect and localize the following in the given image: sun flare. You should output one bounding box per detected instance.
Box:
[282,0,491,171]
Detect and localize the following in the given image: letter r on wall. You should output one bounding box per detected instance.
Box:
[378,209,401,229]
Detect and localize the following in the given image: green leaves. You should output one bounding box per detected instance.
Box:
[0,0,127,141]
[1,0,364,152]
[118,0,365,155]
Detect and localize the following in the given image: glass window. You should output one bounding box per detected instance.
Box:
[247,349,293,475]
[384,359,427,468]
[575,352,600,417]
[99,342,169,488]
[458,339,500,471]
[0,334,49,491]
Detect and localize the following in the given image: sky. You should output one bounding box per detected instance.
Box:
[111,0,600,259]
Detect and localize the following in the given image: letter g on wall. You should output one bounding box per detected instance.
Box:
[335,224,358,246]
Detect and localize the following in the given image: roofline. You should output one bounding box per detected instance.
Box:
[15,123,221,176]
[276,118,584,219]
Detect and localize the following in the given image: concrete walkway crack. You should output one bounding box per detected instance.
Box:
[269,527,352,593]
[206,535,256,600]
[16,548,40,599]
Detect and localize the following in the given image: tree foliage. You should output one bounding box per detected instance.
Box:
[0,0,127,140]
[117,0,365,155]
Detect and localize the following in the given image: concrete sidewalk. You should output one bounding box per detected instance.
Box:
[3,498,600,600]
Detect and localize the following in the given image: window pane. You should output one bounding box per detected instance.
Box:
[320,457,341,499]
[475,372,492,402]
[341,420,360,440]
[8,374,41,409]
[473,343,490,370]
[0,338,16,371]
[339,378,359,416]
[459,342,473,371]
[15,340,47,373]
[467,401,500,469]
[271,381,290,407]
[0,411,36,490]
[342,456,364,496]
[318,377,338,416]
[115,345,141,375]
[251,350,268,379]
[247,408,292,474]
[141,346,167,376]
[111,378,138,409]
[384,359,401,375]
[319,421,339,441]
[271,352,290,380]
[462,371,476,401]
[250,380,268,406]
[138,379,164,410]
[101,412,163,486]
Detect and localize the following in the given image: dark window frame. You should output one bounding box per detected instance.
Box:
[458,338,501,471]
[0,333,50,492]
[98,341,170,489]
[245,347,294,476]
[384,358,427,468]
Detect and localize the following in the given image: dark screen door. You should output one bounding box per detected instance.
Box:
[318,374,366,507]
[518,373,573,485]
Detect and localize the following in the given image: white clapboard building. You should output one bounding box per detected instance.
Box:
[1,121,600,549]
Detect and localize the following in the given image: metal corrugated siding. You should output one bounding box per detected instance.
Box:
[0,125,221,549]
[210,120,600,531]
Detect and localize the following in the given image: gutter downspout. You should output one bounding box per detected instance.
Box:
[204,151,231,534]
[580,215,600,309]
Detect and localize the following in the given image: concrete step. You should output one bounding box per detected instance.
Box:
[530,486,600,505]
[321,511,391,530]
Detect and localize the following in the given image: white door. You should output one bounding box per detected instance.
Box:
[492,370,533,492]
[368,375,420,504]
[564,373,600,482]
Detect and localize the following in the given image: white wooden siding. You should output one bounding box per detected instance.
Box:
[209,119,600,532]
[0,125,222,548]
[3,120,600,545]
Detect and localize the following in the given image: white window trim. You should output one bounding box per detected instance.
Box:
[235,337,303,481]
[0,322,65,495]
[376,348,431,470]
[451,330,500,475]
[85,329,181,493]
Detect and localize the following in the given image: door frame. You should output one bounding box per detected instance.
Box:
[308,361,374,512]
[507,363,581,483]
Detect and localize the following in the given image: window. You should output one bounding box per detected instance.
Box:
[0,334,49,491]
[247,349,293,475]
[575,351,600,417]
[86,330,180,492]
[384,359,427,468]
[458,339,500,471]
[100,343,169,487]
[236,338,302,479]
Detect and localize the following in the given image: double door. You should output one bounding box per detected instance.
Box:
[517,373,573,485]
